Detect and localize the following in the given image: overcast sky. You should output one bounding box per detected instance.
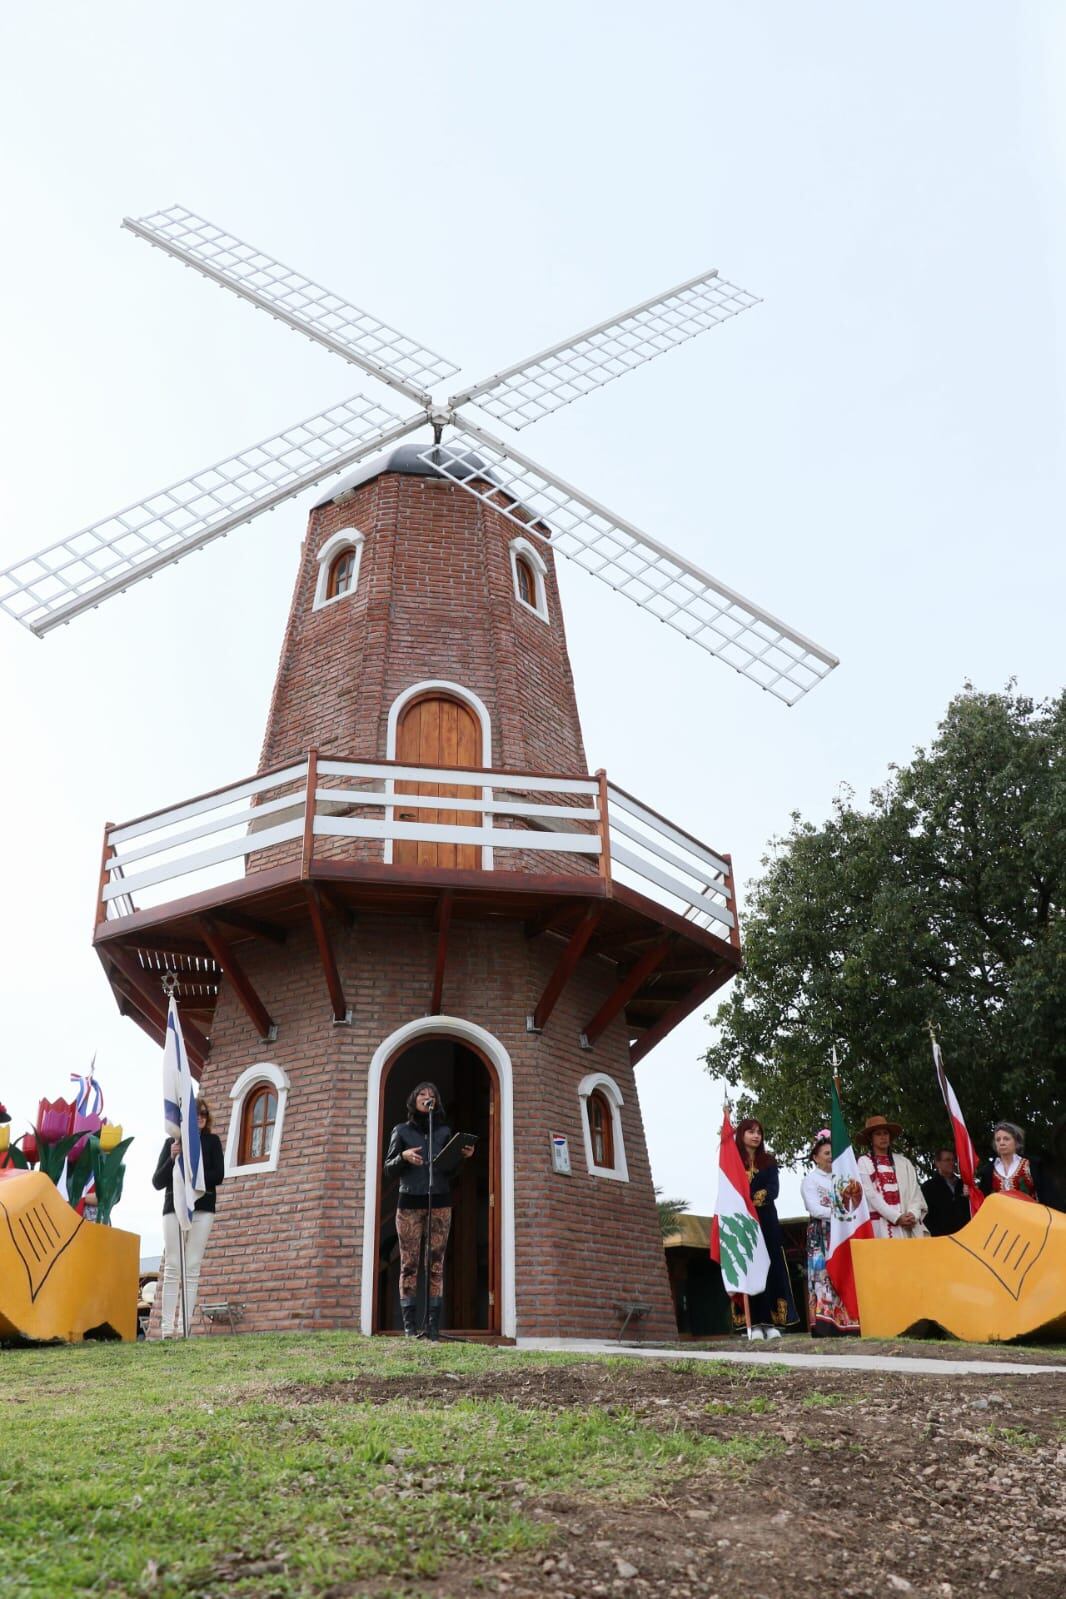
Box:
[1,3,1062,1253]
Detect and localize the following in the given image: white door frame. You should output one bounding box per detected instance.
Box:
[360,1014,516,1338]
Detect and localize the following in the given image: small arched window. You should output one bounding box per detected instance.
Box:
[578,1072,629,1182]
[313,528,364,610]
[225,1062,290,1176]
[588,1089,614,1168]
[239,1084,278,1165]
[509,537,549,622]
[515,554,536,608]
[327,547,357,600]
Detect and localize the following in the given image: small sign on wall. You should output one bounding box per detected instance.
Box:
[550,1133,572,1175]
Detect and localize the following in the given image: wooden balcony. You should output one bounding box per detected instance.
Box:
[93,753,742,1073]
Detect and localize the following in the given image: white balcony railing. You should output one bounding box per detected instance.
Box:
[97,755,737,941]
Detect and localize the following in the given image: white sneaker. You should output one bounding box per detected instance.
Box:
[745,1326,765,1341]
[763,1326,782,1340]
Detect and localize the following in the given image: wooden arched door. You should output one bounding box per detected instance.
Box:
[394,694,482,869]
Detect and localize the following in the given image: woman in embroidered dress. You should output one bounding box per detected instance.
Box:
[975,1122,1038,1204]
[855,1114,928,1239]
[730,1118,800,1339]
[801,1130,860,1337]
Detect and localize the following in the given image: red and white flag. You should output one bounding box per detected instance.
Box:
[710,1106,770,1297]
[931,1036,983,1218]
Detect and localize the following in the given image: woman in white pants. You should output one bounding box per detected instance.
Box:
[153,1097,225,1336]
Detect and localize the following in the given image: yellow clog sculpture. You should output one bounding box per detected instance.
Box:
[852,1193,1066,1343]
[0,1169,138,1342]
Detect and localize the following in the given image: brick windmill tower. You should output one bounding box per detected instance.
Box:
[0,208,837,1340]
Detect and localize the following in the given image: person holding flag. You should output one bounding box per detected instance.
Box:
[153,993,224,1338]
[822,1078,876,1327]
[801,1129,860,1335]
[713,1110,799,1338]
[929,1028,983,1220]
[711,1105,772,1340]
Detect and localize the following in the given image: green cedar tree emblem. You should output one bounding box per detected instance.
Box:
[718,1212,759,1285]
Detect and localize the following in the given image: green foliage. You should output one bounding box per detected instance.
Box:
[654,1186,689,1238]
[705,684,1065,1163]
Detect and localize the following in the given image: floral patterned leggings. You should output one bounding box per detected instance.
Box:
[396,1205,452,1299]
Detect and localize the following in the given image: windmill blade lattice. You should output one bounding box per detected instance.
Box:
[0,397,422,636]
[125,206,459,405]
[449,268,760,430]
[420,423,837,706]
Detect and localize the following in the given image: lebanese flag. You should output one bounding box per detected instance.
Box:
[826,1078,875,1319]
[932,1037,983,1218]
[710,1107,770,1296]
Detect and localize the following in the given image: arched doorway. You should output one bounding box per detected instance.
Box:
[393,691,482,869]
[373,1034,500,1335]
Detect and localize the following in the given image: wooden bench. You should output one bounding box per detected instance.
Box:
[613,1299,651,1341]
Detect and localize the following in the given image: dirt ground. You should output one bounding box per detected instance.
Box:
[286,1359,1066,1599]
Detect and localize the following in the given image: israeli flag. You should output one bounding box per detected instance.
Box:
[162,998,206,1230]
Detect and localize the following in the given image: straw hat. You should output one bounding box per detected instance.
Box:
[855,1113,902,1145]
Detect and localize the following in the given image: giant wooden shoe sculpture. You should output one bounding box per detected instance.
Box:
[852,1194,1066,1343]
[0,1171,138,1343]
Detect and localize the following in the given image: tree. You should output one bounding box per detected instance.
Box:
[704,685,1065,1167]
[654,1187,689,1239]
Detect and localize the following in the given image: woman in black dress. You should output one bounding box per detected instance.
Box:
[383,1083,473,1339]
[731,1117,800,1339]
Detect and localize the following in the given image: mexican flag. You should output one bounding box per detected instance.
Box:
[825,1078,875,1319]
[710,1107,769,1296]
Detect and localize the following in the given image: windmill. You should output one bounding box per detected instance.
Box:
[2,208,838,1343]
[0,205,836,708]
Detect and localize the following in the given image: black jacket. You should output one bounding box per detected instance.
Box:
[153,1131,225,1216]
[920,1173,971,1237]
[384,1117,455,1203]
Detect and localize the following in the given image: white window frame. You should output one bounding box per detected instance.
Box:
[509,537,549,622]
[577,1071,629,1182]
[225,1061,291,1176]
[313,528,365,611]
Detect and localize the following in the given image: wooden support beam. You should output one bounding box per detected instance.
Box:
[430,891,453,1015]
[580,936,673,1048]
[106,947,212,1060]
[110,971,206,1078]
[317,885,356,926]
[528,902,605,1032]
[198,915,277,1041]
[212,908,288,945]
[305,885,350,1023]
[629,967,732,1067]
[524,898,585,941]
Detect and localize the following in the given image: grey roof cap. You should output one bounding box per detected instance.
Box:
[313,441,498,509]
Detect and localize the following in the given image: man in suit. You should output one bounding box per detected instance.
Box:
[921,1147,971,1236]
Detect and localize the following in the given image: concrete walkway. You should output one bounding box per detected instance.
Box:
[514,1335,1066,1377]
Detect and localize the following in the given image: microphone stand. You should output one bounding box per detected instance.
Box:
[420,1104,435,1338]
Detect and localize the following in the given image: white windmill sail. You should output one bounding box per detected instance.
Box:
[449,267,760,430]
[0,397,423,636]
[419,422,837,706]
[124,206,459,405]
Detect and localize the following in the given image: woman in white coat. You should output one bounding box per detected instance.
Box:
[855,1115,928,1239]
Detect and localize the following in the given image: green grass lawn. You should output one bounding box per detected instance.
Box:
[0,1335,775,1598]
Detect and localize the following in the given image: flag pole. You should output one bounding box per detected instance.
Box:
[162,973,191,1341]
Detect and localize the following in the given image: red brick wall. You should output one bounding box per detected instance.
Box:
[259,472,588,777]
[184,916,676,1341]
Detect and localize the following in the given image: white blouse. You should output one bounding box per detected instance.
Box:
[802,1169,833,1219]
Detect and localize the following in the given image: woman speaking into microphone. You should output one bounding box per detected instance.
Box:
[384,1082,473,1339]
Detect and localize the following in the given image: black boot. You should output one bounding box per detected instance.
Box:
[426,1298,443,1341]
[400,1298,419,1339]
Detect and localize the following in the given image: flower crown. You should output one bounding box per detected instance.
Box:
[813,1128,830,1142]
